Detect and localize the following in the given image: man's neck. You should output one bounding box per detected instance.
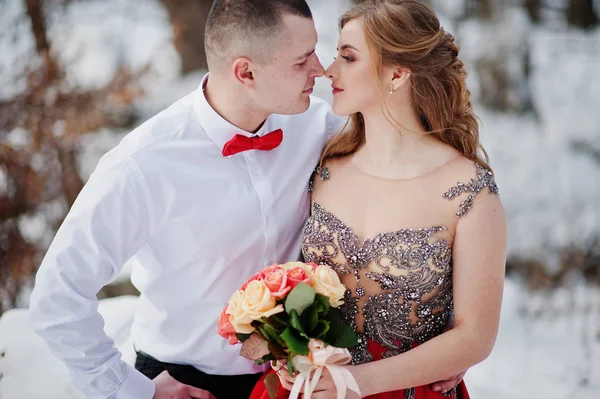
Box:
[204,75,268,133]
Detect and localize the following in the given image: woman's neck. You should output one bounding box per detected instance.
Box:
[352,103,438,176]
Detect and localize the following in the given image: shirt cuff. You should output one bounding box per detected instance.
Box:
[111,366,156,399]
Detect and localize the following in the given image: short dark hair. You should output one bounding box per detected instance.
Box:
[205,0,313,70]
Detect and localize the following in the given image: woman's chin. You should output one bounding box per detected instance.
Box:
[331,103,352,117]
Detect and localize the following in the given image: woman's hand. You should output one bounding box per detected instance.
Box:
[431,370,467,395]
[307,368,362,399]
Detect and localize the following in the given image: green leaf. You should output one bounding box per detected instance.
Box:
[255,353,276,365]
[285,283,315,316]
[289,310,305,332]
[326,307,342,323]
[267,313,290,329]
[236,333,252,342]
[312,320,330,339]
[259,324,285,347]
[287,353,296,375]
[280,327,309,355]
[325,319,357,348]
[268,341,287,360]
[301,303,319,333]
[314,294,330,314]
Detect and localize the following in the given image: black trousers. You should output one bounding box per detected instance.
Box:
[135,352,263,399]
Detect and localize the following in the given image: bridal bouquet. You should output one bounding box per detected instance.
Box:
[217,261,360,399]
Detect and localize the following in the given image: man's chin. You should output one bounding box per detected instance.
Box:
[276,99,311,115]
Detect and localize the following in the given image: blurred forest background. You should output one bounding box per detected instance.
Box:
[3,0,600,312]
[0,0,599,396]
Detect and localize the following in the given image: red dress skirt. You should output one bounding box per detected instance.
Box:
[250,340,470,399]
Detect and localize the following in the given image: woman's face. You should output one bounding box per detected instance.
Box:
[325,18,384,116]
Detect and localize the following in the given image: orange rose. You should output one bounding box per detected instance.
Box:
[240,265,281,290]
[217,306,239,345]
[263,265,292,299]
[285,266,313,289]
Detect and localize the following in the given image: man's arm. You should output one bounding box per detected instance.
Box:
[29,156,156,399]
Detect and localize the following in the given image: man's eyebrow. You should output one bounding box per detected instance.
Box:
[337,44,359,51]
[295,48,316,61]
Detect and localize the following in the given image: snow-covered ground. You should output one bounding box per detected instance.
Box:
[1,279,598,399]
[1,0,599,398]
[0,296,138,399]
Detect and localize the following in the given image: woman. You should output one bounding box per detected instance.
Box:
[252,0,506,398]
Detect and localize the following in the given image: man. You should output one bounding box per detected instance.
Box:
[29,1,463,398]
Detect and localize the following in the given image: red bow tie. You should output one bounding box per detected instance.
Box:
[221,129,283,157]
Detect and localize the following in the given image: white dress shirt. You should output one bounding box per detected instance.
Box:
[28,74,344,399]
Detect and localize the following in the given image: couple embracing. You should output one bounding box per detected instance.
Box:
[29,1,506,398]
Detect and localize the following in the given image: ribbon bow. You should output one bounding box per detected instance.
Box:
[222,129,283,156]
[278,340,361,399]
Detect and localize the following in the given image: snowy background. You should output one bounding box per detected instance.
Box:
[1,0,599,398]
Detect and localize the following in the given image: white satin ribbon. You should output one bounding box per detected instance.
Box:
[278,339,361,399]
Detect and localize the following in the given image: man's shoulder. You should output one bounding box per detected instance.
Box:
[94,92,202,172]
[111,94,200,154]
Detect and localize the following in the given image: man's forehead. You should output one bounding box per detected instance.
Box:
[276,14,317,56]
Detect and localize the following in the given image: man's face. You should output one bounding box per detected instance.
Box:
[250,14,324,115]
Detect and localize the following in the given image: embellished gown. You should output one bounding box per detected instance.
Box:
[250,156,499,399]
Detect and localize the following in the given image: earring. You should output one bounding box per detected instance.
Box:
[389,85,395,95]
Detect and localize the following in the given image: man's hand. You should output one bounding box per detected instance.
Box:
[430,370,467,395]
[153,370,217,399]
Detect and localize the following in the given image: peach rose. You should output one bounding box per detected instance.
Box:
[283,262,313,289]
[306,262,319,271]
[240,265,281,290]
[263,265,292,299]
[217,306,239,345]
[226,290,254,334]
[240,280,284,321]
[312,265,345,307]
[281,261,314,272]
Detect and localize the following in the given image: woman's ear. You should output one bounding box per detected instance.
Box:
[390,66,411,92]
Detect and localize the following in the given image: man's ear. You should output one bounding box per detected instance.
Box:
[232,57,256,87]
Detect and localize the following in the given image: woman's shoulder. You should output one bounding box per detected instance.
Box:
[308,156,350,193]
[440,156,500,218]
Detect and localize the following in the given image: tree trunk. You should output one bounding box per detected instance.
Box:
[465,0,493,20]
[25,0,48,53]
[24,0,59,80]
[160,0,214,74]
[524,0,542,24]
[567,0,599,29]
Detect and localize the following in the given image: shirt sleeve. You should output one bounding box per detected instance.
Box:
[28,155,157,399]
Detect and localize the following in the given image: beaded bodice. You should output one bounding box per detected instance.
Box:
[302,158,499,366]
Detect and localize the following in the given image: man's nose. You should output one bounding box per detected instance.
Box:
[311,54,325,77]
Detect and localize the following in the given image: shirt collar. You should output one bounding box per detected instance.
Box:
[193,73,274,151]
